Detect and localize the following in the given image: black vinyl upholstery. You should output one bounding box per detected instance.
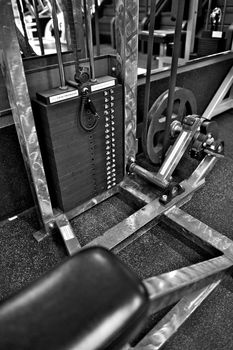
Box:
[0,247,149,350]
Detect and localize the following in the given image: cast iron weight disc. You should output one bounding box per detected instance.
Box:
[146,87,197,164]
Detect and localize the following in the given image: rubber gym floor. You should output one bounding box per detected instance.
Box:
[0,110,233,349]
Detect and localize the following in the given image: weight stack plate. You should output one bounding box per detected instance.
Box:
[32,84,124,212]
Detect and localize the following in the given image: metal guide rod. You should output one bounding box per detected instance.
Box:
[84,0,96,81]
[94,0,100,56]
[32,0,45,55]
[66,0,81,80]
[75,0,86,58]
[144,255,233,315]
[51,0,67,88]
[162,0,185,159]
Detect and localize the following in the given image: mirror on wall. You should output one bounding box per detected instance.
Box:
[138,0,233,71]
[12,0,70,57]
[11,0,233,69]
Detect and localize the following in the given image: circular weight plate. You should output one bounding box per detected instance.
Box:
[146,87,197,164]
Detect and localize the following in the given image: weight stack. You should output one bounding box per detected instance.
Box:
[32,84,124,212]
[197,30,226,57]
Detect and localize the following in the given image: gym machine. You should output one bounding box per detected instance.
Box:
[1,0,233,348]
[0,245,232,349]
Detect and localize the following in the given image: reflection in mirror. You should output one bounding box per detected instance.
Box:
[12,0,69,57]
[12,0,233,67]
[137,0,233,71]
[12,0,117,61]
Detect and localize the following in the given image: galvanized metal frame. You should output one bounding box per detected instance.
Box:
[1,0,233,348]
[115,0,139,168]
[132,221,233,349]
[0,0,54,232]
[144,256,232,316]
[133,281,221,350]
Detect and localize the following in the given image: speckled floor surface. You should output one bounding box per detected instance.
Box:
[0,110,233,348]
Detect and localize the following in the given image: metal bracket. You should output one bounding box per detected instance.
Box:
[55,214,81,256]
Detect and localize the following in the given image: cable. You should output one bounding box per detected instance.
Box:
[79,88,99,132]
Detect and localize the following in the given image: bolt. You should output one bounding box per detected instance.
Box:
[128,156,136,165]
[161,194,168,202]
[171,186,178,197]
[207,133,212,139]
[48,221,55,230]
[217,144,223,153]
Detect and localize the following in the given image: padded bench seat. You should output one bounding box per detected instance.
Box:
[0,247,149,350]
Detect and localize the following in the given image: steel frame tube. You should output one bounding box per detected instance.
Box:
[202,66,233,120]
[94,0,100,56]
[165,207,233,260]
[0,0,54,230]
[84,0,96,81]
[129,162,169,188]
[144,255,232,315]
[134,280,221,350]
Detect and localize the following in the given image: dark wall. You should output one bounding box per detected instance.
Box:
[0,125,34,220]
[137,58,233,124]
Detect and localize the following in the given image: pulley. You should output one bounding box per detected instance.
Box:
[145,87,197,164]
